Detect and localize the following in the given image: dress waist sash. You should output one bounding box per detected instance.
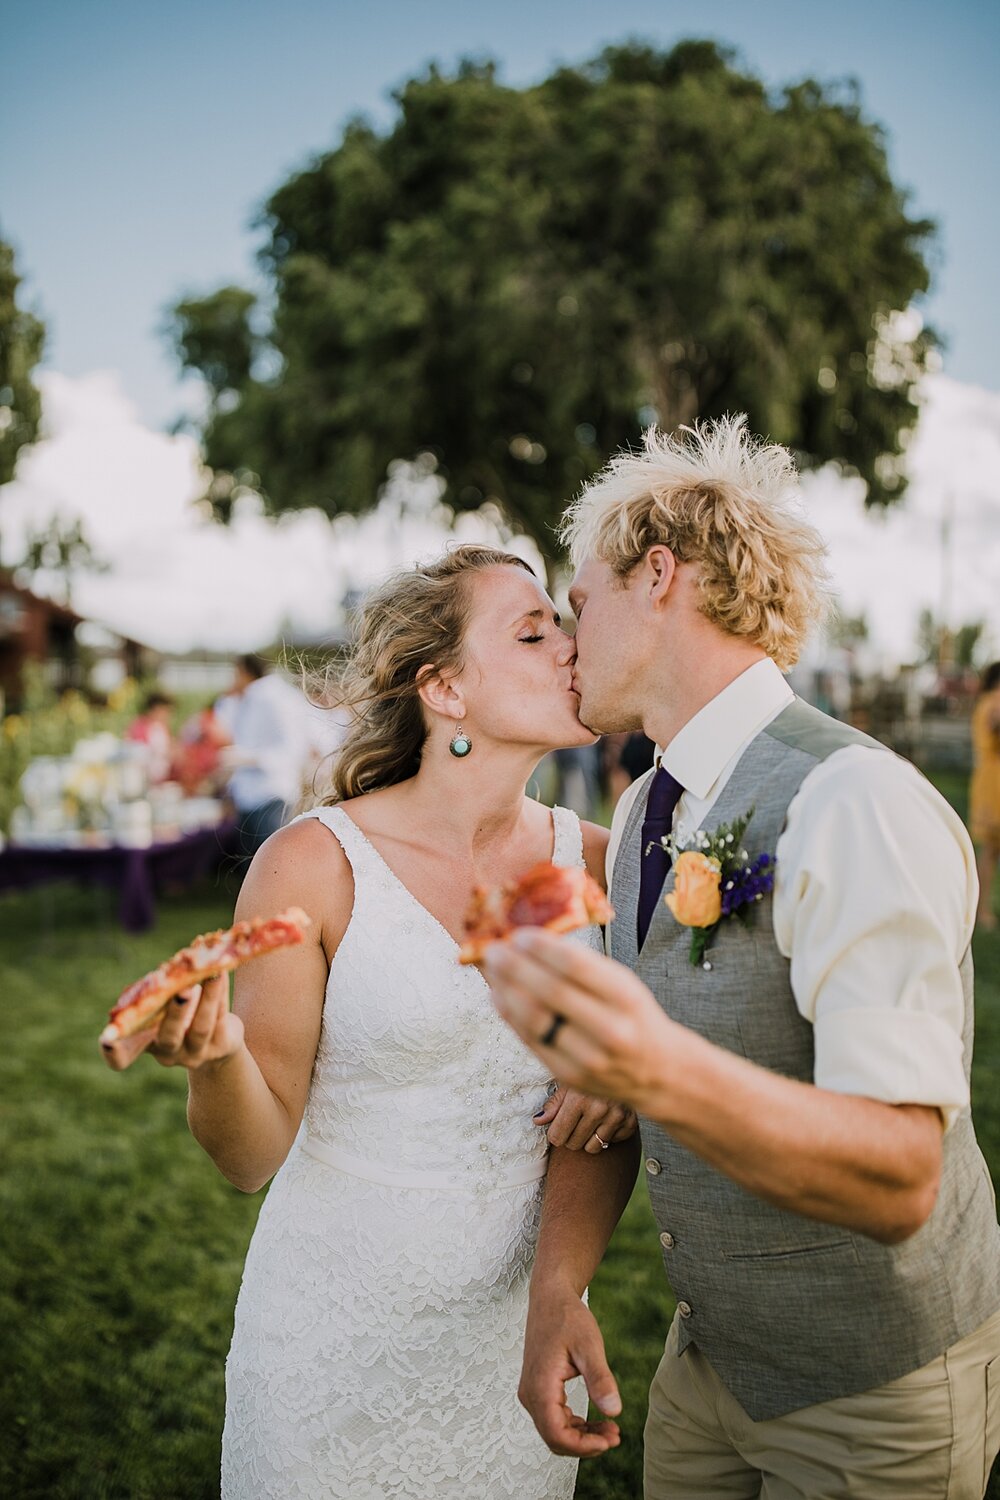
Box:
[301,1136,548,1192]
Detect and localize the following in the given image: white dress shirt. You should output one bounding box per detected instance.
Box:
[607,658,978,1126]
[223,675,309,812]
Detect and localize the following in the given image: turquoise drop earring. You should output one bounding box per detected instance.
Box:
[449,725,472,758]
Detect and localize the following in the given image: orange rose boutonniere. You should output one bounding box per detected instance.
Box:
[664,852,723,929]
[648,806,775,968]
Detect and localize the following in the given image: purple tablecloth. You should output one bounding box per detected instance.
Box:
[0,822,238,932]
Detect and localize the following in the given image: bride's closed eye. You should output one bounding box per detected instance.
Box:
[518,634,545,644]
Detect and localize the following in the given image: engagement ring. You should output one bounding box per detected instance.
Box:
[594,1132,610,1150]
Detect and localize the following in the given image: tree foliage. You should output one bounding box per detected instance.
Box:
[168,286,258,409]
[0,236,46,488]
[18,515,109,607]
[169,42,937,554]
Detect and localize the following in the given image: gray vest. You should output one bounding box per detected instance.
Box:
[610,697,1000,1420]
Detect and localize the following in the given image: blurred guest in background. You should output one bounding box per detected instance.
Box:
[174,703,230,797]
[301,679,353,799]
[601,731,657,812]
[601,732,630,808]
[552,743,601,819]
[970,660,1000,931]
[218,654,307,864]
[619,729,656,784]
[124,690,175,784]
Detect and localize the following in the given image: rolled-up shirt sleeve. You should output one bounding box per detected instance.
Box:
[773,745,978,1129]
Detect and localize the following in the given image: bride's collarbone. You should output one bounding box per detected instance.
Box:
[357,829,560,926]
[406,834,557,888]
[355,802,556,883]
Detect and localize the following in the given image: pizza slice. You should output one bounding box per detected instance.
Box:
[99,907,312,1045]
[458,862,613,965]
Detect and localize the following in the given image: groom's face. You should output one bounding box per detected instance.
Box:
[568,558,646,735]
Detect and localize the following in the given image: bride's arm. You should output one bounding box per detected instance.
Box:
[580,819,609,892]
[172,820,347,1191]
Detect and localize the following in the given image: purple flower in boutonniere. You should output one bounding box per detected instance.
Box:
[646,806,776,968]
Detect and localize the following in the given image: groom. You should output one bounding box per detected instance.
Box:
[484,417,1000,1497]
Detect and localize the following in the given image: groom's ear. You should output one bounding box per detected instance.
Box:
[415,664,465,722]
[645,545,678,606]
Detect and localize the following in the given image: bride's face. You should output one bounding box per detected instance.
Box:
[456,567,597,751]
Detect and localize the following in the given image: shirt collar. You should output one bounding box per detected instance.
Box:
[657,658,794,800]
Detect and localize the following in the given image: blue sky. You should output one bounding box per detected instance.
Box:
[4,0,999,428]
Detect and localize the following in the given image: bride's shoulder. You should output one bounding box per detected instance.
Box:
[579,818,610,891]
[270,807,346,846]
[249,811,353,896]
[241,812,355,955]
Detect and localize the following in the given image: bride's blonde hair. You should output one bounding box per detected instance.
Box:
[318,545,534,802]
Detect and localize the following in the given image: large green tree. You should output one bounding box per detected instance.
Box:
[168,42,936,554]
[0,236,46,488]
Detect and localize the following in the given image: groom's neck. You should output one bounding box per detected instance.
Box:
[640,640,767,752]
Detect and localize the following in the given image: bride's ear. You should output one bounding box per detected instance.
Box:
[415,664,465,724]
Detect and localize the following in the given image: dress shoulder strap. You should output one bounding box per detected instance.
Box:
[550,803,585,868]
[291,804,371,876]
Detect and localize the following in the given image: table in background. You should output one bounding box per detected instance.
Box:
[0,822,238,932]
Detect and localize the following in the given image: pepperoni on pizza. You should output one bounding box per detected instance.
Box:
[458,863,613,965]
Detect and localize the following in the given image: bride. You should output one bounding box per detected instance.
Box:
[106,545,638,1499]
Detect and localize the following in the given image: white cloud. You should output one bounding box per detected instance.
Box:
[800,374,1000,662]
[2,369,998,666]
[0,371,544,653]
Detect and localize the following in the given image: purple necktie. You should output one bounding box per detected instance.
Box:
[637,765,684,949]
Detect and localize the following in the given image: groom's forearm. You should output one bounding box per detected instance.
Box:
[485,934,943,1247]
[531,1134,641,1299]
[643,1025,944,1244]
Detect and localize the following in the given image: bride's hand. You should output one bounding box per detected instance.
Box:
[101,975,245,1072]
[534,1085,638,1154]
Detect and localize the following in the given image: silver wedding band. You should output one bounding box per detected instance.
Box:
[540,1014,566,1047]
[594,1132,610,1150]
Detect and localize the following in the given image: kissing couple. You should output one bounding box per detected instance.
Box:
[112,416,1000,1499]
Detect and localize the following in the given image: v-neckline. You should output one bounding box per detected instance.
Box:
[334,806,561,961]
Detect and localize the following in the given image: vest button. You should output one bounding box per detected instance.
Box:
[677,1300,693,1318]
[659,1231,675,1250]
[645,1158,662,1176]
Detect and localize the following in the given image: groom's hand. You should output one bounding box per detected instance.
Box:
[520,1283,622,1457]
[484,930,674,1115]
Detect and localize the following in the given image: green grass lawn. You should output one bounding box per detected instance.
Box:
[2,803,999,1498]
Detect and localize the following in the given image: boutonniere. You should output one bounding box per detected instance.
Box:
[647,807,776,969]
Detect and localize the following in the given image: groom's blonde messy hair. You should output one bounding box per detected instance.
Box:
[560,415,831,670]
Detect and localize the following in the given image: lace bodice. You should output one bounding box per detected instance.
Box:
[299,803,599,1183]
[221,803,602,1499]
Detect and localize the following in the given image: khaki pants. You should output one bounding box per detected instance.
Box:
[644,1308,1000,1499]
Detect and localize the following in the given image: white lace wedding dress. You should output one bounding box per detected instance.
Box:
[221,803,602,1499]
